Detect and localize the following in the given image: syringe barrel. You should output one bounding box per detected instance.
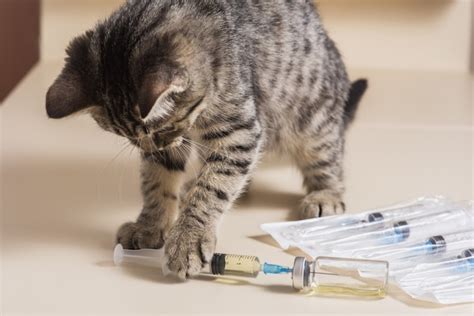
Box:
[352,231,474,259]
[408,231,474,256]
[324,208,472,255]
[388,209,472,243]
[363,196,449,223]
[114,245,263,278]
[211,253,261,278]
[397,248,474,282]
[458,248,474,272]
[429,231,474,245]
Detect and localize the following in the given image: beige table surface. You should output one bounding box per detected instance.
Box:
[1,62,473,315]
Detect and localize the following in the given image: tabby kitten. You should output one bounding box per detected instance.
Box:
[46,0,367,279]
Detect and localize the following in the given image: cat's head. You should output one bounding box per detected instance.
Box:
[45,25,208,152]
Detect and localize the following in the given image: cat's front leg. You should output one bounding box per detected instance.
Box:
[117,148,188,249]
[165,132,262,279]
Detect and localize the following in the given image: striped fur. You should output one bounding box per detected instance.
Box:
[45,0,367,279]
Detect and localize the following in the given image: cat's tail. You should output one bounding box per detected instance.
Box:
[344,79,368,127]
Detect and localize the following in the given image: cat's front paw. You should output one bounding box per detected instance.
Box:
[300,190,345,219]
[116,222,169,250]
[164,221,216,280]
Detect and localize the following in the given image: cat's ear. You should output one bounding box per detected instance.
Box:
[46,70,92,119]
[46,31,94,119]
[137,67,189,119]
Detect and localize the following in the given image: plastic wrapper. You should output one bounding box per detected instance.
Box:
[261,196,474,304]
[398,249,474,304]
[261,196,451,249]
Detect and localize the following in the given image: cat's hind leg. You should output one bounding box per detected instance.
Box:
[294,125,346,219]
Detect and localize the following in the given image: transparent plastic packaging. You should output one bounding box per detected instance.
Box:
[399,249,474,286]
[261,196,474,304]
[398,249,474,304]
[318,207,473,254]
[349,230,474,260]
[388,246,474,278]
[261,196,452,249]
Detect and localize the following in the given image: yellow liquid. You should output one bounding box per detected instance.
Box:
[223,254,261,278]
[308,285,386,299]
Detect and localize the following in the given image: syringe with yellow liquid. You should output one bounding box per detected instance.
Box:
[114,244,389,298]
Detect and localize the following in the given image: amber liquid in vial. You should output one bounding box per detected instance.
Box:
[310,284,387,298]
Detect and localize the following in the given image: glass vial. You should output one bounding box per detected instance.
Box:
[292,256,389,298]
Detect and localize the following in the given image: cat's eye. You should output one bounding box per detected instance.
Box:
[137,125,150,135]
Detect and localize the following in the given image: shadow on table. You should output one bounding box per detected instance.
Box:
[2,159,140,254]
[112,261,451,308]
[238,186,303,220]
[3,155,306,253]
[110,261,299,294]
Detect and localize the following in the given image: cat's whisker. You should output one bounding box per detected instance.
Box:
[192,147,207,165]
[177,144,200,178]
[126,141,135,158]
[105,141,133,170]
[187,138,212,152]
[184,138,212,157]
[181,139,206,165]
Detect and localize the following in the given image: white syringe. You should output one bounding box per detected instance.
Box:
[279,196,447,241]
[397,248,474,282]
[349,230,474,259]
[318,207,473,252]
[114,244,292,278]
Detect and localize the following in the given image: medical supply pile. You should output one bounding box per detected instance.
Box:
[261,196,474,304]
